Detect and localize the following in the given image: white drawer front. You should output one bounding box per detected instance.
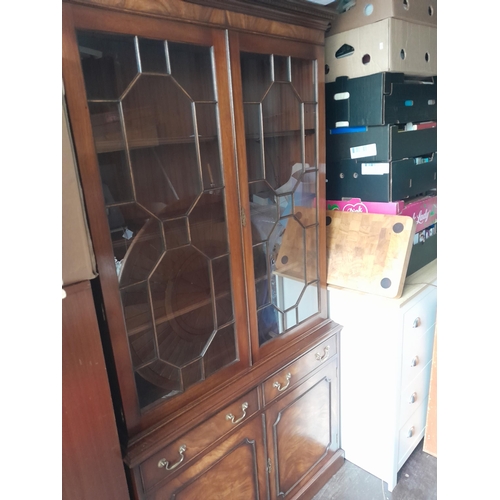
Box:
[403,287,437,337]
[399,361,432,427]
[398,395,429,468]
[401,323,436,390]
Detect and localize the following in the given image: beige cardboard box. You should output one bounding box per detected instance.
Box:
[328,0,437,36]
[62,93,98,285]
[325,18,437,81]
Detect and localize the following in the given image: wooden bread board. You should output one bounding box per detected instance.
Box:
[275,206,318,282]
[326,211,416,298]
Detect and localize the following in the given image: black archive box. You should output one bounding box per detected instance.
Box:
[326,153,437,202]
[406,223,437,276]
[327,124,437,162]
[326,73,437,129]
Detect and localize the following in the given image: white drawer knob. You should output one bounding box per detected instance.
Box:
[412,317,421,328]
[410,356,419,367]
[407,426,414,438]
[409,392,417,404]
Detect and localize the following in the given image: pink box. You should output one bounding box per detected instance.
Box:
[326,198,404,215]
[325,196,437,233]
[400,195,437,233]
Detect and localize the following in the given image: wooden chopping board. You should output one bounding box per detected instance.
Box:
[326,211,416,298]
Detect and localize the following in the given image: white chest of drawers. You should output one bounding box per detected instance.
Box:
[328,260,437,492]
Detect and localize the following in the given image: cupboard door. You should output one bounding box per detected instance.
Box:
[63,5,249,431]
[147,416,268,500]
[265,359,339,499]
[230,32,329,360]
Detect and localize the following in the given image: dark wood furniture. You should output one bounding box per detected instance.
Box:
[62,1,343,498]
[62,281,130,500]
[62,89,130,499]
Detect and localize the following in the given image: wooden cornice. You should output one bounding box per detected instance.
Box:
[182,0,337,31]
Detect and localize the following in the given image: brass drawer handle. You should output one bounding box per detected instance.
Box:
[315,345,330,362]
[273,372,292,392]
[226,402,249,424]
[158,444,187,471]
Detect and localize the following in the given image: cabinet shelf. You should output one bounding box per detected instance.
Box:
[95,135,218,154]
[246,128,315,142]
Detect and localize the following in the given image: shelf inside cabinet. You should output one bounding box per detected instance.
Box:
[246,128,315,142]
[95,135,219,154]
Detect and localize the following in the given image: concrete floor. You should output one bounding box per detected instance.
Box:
[313,439,436,500]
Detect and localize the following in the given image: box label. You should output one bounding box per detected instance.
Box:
[334,91,350,101]
[350,143,377,159]
[361,163,389,175]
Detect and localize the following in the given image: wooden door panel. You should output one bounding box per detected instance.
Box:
[266,360,338,499]
[149,416,268,500]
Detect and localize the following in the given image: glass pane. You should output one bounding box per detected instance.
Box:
[273,55,290,83]
[130,143,200,219]
[241,53,272,102]
[285,307,298,330]
[262,84,300,135]
[257,305,282,345]
[79,31,237,409]
[305,110,317,171]
[118,215,164,287]
[189,191,228,258]
[213,255,234,326]
[77,31,138,100]
[150,246,212,328]
[164,217,190,249]
[121,282,156,368]
[305,224,318,282]
[168,42,214,101]
[181,359,203,391]
[244,104,264,182]
[123,74,194,146]
[298,283,319,322]
[196,103,223,191]
[138,38,168,74]
[294,170,317,210]
[255,277,270,308]
[108,203,159,263]
[88,101,125,153]
[291,57,316,103]
[241,51,319,345]
[252,243,268,281]
[204,324,237,377]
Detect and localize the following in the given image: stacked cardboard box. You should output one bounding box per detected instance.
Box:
[325,1,437,275]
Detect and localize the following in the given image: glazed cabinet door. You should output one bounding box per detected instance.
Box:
[147,416,268,500]
[265,359,339,499]
[62,4,250,433]
[229,32,329,361]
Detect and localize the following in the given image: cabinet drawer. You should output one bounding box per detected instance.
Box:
[402,287,437,336]
[147,416,268,500]
[140,389,260,492]
[401,322,436,390]
[399,362,432,428]
[262,336,336,406]
[398,395,429,469]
